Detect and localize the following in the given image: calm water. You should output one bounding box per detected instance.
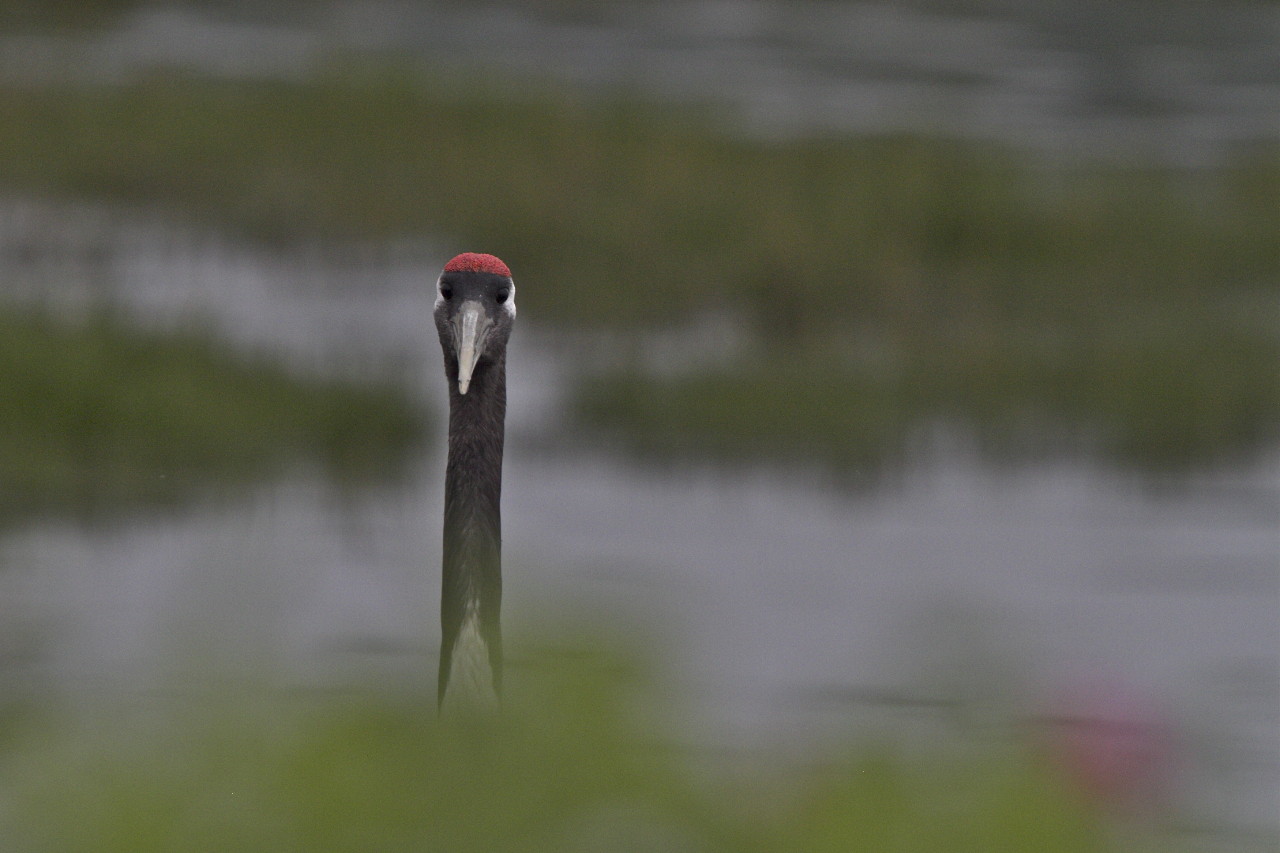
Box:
[1,200,1276,832]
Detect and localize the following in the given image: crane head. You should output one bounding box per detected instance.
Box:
[435,253,516,395]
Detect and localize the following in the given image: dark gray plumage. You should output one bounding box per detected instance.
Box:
[433,254,515,709]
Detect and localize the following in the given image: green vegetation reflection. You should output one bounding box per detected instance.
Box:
[574,319,1279,475]
[0,307,425,522]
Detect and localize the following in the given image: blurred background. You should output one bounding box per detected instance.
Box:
[0,1,1276,849]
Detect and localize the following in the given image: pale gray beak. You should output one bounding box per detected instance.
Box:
[453,301,490,395]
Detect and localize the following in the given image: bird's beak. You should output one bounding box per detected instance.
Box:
[453,301,491,395]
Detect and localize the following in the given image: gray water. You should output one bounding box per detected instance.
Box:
[1,1,1278,163]
[0,199,1276,833]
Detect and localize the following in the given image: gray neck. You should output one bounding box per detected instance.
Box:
[439,354,505,707]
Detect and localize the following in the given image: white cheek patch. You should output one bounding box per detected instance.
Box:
[504,279,517,320]
[434,275,446,311]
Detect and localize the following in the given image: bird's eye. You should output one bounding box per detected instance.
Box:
[439,285,453,300]
[495,288,510,304]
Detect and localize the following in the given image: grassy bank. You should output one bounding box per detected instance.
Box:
[0,307,425,522]
[1,73,1275,471]
[0,636,1113,852]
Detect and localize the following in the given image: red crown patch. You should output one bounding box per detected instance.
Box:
[443,253,511,277]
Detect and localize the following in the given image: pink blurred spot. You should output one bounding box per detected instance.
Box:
[1044,676,1172,815]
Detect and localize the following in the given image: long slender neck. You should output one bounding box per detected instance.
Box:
[439,354,506,709]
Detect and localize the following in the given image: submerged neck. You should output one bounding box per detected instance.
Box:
[439,355,506,708]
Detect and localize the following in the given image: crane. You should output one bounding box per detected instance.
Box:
[433,252,515,710]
